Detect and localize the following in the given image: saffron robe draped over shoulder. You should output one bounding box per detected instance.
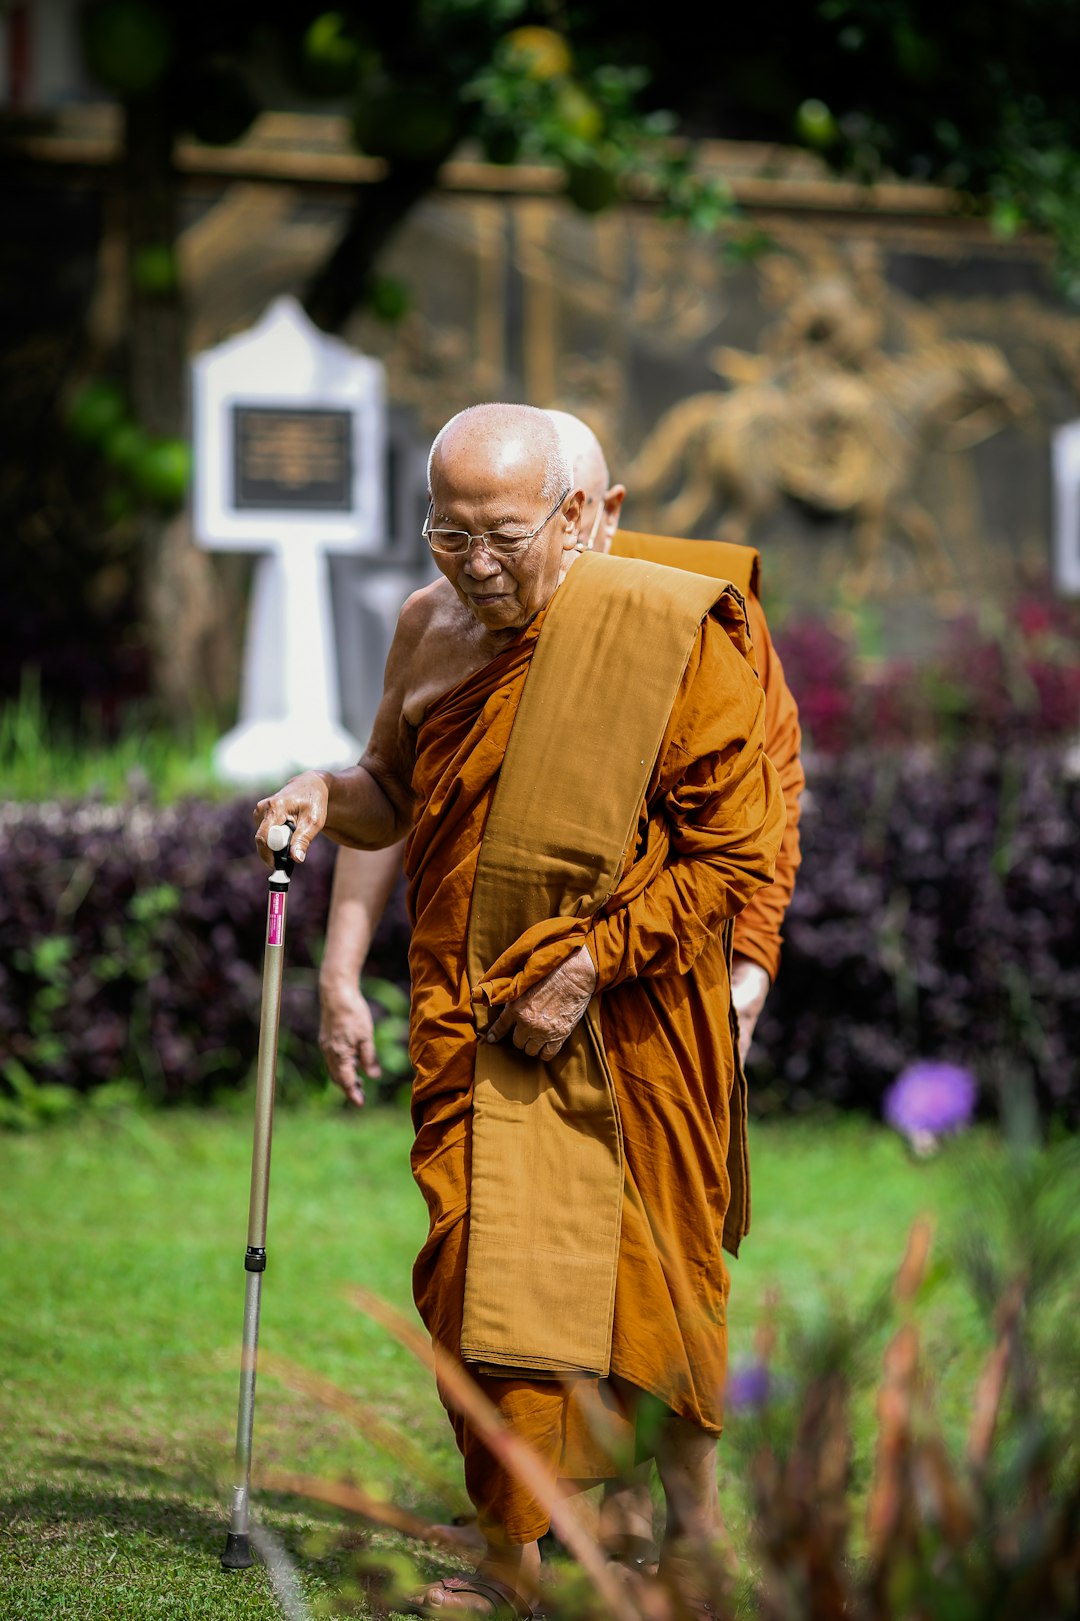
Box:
[611,530,804,982]
[404,554,785,1543]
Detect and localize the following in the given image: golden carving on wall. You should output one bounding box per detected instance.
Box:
[628,241,1032,594]
[628,221,728,346]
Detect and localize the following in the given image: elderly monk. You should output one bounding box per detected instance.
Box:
[255,403,785,1618]
[317,410,805,1581]
[319,415,803,1103]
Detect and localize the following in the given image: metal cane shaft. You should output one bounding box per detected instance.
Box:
[247,888,287,1249]
[222,865,290,1569]
[226,1269,264,1538]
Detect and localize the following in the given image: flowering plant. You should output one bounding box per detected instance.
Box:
[774,588,1080,755]
[883,1060,978,1155]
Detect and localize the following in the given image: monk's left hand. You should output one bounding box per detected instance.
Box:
[485,945,597,1061]
[731,953,771,1062]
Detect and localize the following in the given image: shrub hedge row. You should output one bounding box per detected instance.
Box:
[1,744,1077,1121]
[755,745,1079,1119]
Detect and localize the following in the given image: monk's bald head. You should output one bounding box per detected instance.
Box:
[545,410,610,507]
[428,403,571,506]
[544,408,626,554]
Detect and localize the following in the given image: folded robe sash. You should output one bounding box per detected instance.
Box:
[461,551,741,1378]
[611,529,761,599]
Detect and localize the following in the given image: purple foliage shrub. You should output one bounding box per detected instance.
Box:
[0,797,410,1106]
[774,590,1080,754]
[1,743,1077,1120]
[752,744,1080,1118]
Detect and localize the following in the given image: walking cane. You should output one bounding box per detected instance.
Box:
[221,819,295,1571]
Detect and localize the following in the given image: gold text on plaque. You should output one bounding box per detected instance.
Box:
[239,411,346,488]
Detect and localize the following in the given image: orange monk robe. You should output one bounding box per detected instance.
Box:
[736,592,803,982]
[611,531,804,983]
[404,601,784,1542]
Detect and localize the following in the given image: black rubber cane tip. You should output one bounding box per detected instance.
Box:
[221,1532,254,1570]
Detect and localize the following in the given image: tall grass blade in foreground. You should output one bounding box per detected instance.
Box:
[259,1195,1080,1620]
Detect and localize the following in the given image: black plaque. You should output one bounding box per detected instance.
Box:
[232,405,354,512]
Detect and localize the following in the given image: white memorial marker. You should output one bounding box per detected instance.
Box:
[1052,420,1080,597]
[193,296,386,784]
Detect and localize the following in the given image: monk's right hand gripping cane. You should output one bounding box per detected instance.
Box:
[221,822,295,1572]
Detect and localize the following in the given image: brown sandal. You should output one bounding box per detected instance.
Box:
[400,1571,537,1618]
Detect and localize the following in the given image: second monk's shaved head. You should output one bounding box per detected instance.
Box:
[545,409,610,506]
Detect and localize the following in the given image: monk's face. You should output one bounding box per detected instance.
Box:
[429,441,584,631]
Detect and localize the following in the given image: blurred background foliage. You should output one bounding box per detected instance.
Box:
[7,0,1080,721]
[68,0,1080,309]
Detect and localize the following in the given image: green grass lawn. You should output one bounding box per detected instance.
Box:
[0,1108,1030,1618]
[0,681,228,805]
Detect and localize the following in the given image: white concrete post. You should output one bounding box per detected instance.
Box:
[191,296,386,785]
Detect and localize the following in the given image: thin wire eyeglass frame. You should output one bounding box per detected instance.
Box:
[423,487,571,560]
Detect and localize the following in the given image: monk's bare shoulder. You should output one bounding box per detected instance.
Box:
[357,583,458,815]
[394,579,488,727]
[389,577,453,644]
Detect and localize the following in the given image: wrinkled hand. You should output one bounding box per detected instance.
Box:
[731,953,771,1063]
[253,771,330,867]
[319,978,381,1107]
[485,945,597,1061]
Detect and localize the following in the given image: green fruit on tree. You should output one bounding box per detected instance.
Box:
[102,420,148,470]
[565,156,619,214]
[302,12,362,97]
[502,26,572,81]
[67,380,127,445]
[795,98,839,149]
[555,83,603,144]
[132,438,192,506]
[81,0,173,98]
[369,277,411,323]
[131,243,179,296]
[991,199,1023,239]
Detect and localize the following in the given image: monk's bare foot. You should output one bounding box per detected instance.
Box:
[404,1541,540,1617]
[599,1470,658,1576]
[656,1535,738,1620]
[429,1519,487,1555]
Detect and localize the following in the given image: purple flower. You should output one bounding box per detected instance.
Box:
[883,1061,977,1154]
[725,1361,771,1412]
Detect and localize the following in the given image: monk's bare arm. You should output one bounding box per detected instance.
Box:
[321,843,406,996]
[253,588,439,864]
[318,842,406,1101]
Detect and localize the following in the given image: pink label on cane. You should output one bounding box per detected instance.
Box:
[268,890,285,946]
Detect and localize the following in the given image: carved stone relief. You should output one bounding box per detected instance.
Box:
[177,184,1080,631]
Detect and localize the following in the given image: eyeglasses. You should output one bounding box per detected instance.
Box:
[423,488,571,560]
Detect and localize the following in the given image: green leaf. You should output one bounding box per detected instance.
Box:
[128,883,181,923]
[361,976,410,1018]
[17,935,75,984]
